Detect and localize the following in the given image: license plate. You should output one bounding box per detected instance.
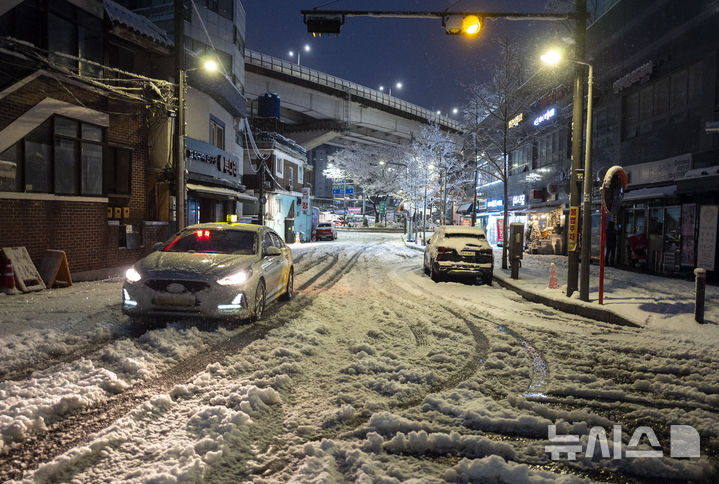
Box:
[154,293,196,306]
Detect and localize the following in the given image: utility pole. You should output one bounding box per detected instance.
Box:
[174,0,186,230]
[471,133,478,227]
[567,0,587,297]
[579,59,594,301]
[258,165,265,225]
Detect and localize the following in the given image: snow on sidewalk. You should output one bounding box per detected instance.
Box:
[405,236,718,336]
[492,249,719,332]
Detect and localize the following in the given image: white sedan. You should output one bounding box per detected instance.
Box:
[122,222,293,322]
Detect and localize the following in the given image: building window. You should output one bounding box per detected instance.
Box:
[1,116,105,195]
[275,156,284,177]
[288,166,294,190]
[188,198,200,225]
[210,116,225,150]
[104,147,132,195]
[298,165,304,184]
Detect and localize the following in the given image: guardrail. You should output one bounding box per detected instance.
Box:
[245,48,466,133]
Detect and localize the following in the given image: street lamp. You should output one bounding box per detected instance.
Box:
[288,44,311,65]
[541,48,594,301]
[173,47,219,231]
[379,81,402,96]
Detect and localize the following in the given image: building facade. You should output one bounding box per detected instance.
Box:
[474,0,719,280]
[0,0,175,279]
[243,130,312,242]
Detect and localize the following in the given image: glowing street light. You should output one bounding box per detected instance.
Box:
[289,44,311,65]
[379,81,402,96]
[541,48,595,301]
[175,56,220,230]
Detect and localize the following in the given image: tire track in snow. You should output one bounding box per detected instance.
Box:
[0,246,369,480]
[391,261,551,397]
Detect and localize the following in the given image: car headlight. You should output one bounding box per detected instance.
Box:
[125,267,142,283]
[217,269,252,286]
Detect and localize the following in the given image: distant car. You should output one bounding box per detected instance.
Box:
[313,222,337,241]
[423,226,494,284]
[122,222,293,322]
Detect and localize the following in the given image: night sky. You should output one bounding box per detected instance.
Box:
[243,1,555,116]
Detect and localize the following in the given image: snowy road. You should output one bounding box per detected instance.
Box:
[0,231,716,482]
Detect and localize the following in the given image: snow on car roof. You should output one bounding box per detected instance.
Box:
[185,222,264,233]
[442,226,487,236]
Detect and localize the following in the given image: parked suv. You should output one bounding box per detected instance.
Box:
[423,226,493,284]
[313,222,337,241]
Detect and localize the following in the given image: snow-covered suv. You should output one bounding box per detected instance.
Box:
[423,226,494,284]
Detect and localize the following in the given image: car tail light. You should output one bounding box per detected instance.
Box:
[437,246,452,253]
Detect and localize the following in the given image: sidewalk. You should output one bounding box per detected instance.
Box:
[402,236,718,330]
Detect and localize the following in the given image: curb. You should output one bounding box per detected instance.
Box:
[493,272,640,328]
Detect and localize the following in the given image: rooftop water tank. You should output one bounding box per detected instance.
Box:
[258,92,280,119]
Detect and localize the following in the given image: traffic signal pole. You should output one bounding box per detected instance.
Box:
[567,0,586,297]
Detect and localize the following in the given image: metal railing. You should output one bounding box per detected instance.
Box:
[245,48,466,133]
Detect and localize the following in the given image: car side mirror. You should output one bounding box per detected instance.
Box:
[152,242,165,251]
[265,246,282,257]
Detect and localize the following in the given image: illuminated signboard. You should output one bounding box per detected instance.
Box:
[533,107,556,126]
[512,194,526,206]
[508,113,523,129]
[487,199,503,209]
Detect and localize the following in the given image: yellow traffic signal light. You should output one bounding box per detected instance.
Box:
[462,15,481,35]
[444,15,482,35]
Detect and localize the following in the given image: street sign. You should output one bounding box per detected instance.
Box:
[379,200,386,215]
[332,184,354,195]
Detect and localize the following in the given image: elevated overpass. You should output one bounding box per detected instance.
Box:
[244,49,465,150]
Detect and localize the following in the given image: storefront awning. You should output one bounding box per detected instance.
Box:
[456,202,473,215]
[676,166,719,194]
[187,183,257,202]
[622,185,677,202]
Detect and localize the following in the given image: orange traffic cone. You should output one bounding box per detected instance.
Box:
[548,262,559,289]
[2,259,19,295]
[295,231,301,244]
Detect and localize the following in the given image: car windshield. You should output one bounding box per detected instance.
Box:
[318,223,331,228]
[164,229,257,254]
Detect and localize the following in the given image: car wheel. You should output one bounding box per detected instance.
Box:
[430,262,443,282]
[280,268,294,301]
[253,280,266,321]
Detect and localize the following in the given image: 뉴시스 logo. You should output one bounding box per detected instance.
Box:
[546,424,700,460]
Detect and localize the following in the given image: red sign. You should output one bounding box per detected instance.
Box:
[568,206,579,251]
[497,218,504,242]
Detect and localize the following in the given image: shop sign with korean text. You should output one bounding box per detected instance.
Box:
[301,187,310,211]
[568,206,579,251]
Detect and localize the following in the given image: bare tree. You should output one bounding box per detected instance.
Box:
[328,143,404,223]
[463,37,536,269]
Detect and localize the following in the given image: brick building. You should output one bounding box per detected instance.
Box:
[0,0,174,279]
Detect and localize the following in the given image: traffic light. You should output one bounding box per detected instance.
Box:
[444,15,481,35]
[305,15,344,37]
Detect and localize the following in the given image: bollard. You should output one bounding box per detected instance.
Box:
[511,255,520,280]
[694,268,706,324]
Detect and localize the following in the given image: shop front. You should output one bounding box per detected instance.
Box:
[185,138,253,226]
[265,192,313,242]
[525,204,566,254]
[618,185,682,273]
